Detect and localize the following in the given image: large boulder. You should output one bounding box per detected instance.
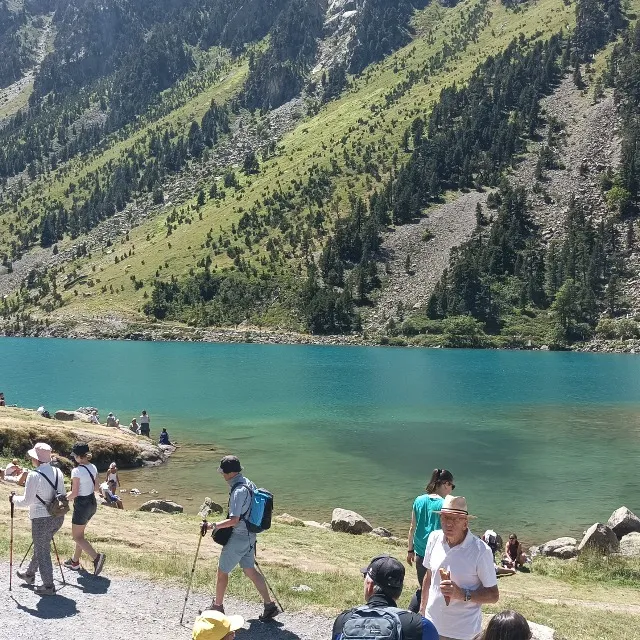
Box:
[331,508,373,534]
[54,409,91,423]
[198,497,223,518]
[608,507,640,539]
[619,532,640,557]
[138,500,183,514]
[540,537,578,559]
[577,523,619,554]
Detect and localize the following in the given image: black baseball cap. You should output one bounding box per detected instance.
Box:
[218,455,242,474]
[361,555,405,593]
[71,442,90,457]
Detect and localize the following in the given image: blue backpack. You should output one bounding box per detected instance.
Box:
[235,483,273,533]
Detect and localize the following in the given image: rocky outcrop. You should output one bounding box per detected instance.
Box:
[619,532,640,557]
[313,0,360,74]
[578,523,619,555]
[53,410,92,423]
[138,500,183,514]
[331,508,373,534]
[370,527,393,538]
[608,506,640,539]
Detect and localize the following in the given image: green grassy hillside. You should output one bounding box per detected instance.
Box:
[1,0,576,328]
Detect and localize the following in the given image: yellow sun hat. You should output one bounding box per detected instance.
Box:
[192,610,245,640]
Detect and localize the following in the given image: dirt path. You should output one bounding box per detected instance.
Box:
[0,561,569,640]
[0,562,330,640]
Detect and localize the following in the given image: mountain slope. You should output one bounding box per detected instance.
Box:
[1,0,638,348]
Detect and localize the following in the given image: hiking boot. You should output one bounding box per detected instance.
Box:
[259,602,279,622]
[209,603,225,614]
[34,584,56,596]
[16,570,35,585]
[93,553,106,576]
[64,558,81,571]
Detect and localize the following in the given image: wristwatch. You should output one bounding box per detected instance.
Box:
[464,588,472,602]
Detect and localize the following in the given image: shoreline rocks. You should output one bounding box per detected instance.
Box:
[532,537,578,559]
[331,508,373,534]
[619,532,640,556]
[139,499,184,514]
[578,523,620,555]
[608,506,640,538]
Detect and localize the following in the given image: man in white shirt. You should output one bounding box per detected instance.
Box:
[419,496,499,640]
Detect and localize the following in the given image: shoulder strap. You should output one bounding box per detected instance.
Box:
[80,464,96,485]
[34,468,62,506]
[34,468,58,492]
[228,481,253,518]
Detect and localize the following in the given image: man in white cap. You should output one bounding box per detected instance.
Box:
[10,442,66,596]
[419,496,499,640]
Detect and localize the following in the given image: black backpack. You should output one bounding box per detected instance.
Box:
[341,606,403,640]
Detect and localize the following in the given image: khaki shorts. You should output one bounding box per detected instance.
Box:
[218,531,255,574]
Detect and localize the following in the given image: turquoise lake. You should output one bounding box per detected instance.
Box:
[1,337,640,543]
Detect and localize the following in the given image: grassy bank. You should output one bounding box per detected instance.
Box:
[0,481,639,640]
[0,407,166,471]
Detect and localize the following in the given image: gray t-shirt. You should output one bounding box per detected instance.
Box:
[228,474,256,537]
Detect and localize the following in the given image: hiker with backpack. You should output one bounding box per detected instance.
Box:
[10,442,68,596]
[64,442,106,575]
[333,555,438,640]
[203,455,278,621]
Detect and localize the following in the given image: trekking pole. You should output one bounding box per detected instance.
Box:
[180,520,207,625]
[19,541,34,568]
[51,537,66,585]
[9,492,15,591]
[254,548,284,614]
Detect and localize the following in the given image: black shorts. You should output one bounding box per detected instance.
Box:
[72,494,97,525]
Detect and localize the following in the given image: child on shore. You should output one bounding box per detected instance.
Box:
[107,462,121,490]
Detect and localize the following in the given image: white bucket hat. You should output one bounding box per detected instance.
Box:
[27,442,52,463]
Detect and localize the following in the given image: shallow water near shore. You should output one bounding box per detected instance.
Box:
[2,337,640,543]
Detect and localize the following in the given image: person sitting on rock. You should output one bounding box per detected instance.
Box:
[106,412,119,428]
[503,534,528,571]
[89,410,100,425]
[481,530,516,576]
[0,392,5,407]
[100,480,124,509]
[1,458,28,485]
[333,555,438,640]
[129,418,139,433]
[158,428,174,446]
